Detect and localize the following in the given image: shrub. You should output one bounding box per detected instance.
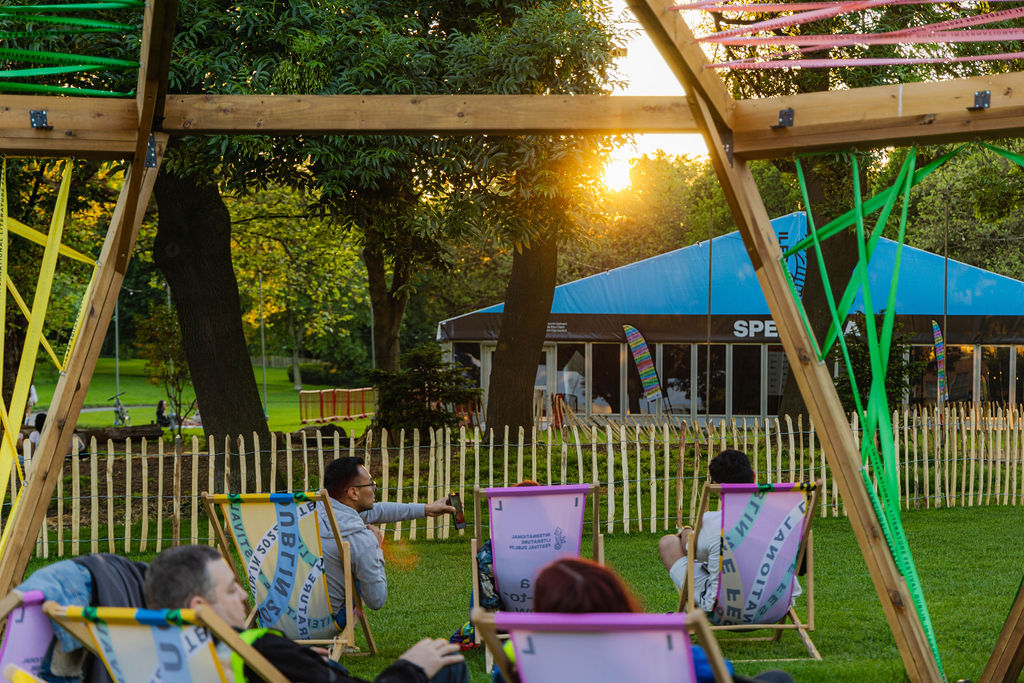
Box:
[369,345,481,433]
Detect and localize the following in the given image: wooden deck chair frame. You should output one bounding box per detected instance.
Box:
[43,602,287,683]
[470,484,604,669]
[472,606,733,683]
[0,592,23,627]
[679,480,821,660]
[202,489,377,658]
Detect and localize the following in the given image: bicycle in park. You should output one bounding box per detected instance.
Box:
[109,391,131,427]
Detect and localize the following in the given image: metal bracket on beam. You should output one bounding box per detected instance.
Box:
[967,90,990,111]
[722,128,734,166]
[145,133,157,168]
[29,110,52,130]
[771,108,794,129]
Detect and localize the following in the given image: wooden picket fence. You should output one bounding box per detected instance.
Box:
[4,403,1023,559]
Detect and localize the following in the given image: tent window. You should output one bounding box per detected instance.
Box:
[591,343,621,415]
[697,344,726,415]
[453,343,482,387]
[909,345,936,407]
[947,345,975,403]
[732,345,761,415]
[626,352,656,415]
[766,345,788,415]
[556,344,586,414]
[662,344,692,415]
[981,346,1011,403]
[1017,347,1024,406]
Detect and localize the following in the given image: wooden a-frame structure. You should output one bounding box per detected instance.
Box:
[2,1,1024,680]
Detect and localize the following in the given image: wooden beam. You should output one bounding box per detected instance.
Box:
[161,94,697,135]
[690,89,942,681]
[116,0,177,274]
[0,138,166,595]
[732,72,1024,158]
[625,0,734,130]
[981,578,1024,683]
[0,96,137,158]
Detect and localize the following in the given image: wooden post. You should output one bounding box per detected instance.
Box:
[124,439,132,553]
[629,68,943,677]
[106,439,115,552]
[980,571,1024,682]
[90,440,99,553]
[139,440,148,552]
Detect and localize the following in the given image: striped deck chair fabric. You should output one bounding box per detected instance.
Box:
[42,603,286,683]
[203,490,373,655]
[0,590,51,677]
[472,608,733,683]
[476,484,601,613]
[684,481,820,659]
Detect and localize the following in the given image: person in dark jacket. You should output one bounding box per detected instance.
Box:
[144,545,468,683]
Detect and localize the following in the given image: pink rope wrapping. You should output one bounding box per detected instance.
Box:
[707,28,1024,46]
[671,0,1022,11]
[704,4,1024,67]
[710,50,1024,68]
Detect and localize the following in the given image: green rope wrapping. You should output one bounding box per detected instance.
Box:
[0,0,141,96]
[778,144,1024,679]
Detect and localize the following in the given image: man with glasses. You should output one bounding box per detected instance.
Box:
[320,456,455,614]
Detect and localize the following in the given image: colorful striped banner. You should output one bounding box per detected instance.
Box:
[932,320,949,403]
[623,324,663,403]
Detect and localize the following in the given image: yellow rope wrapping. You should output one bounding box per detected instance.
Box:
[0,159,73,524]
[6,275,63,370]
[63,263,98,370]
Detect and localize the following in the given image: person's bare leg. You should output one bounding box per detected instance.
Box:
[658,527,691,572]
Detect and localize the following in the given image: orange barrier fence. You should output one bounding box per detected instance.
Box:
[299,387,376,423]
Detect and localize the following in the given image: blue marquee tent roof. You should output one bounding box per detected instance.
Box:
[439,212,1024,344]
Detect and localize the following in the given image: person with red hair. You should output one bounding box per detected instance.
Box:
[492,557,792,683]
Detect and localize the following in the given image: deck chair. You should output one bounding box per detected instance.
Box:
[203,490,376,658]
[472,607,733,683]
[471,484,603,614]
[43,602,286,683]
[0,590,52,677]
[471,484,603,668]
[679,481,821,660]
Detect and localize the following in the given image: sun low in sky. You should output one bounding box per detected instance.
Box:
[601,0,708,192]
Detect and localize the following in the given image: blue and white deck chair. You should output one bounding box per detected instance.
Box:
[680,481,821,659]
[203,490,376,657]
[42,603,287,683]
[472,607,733,683]
[0,590,51,678]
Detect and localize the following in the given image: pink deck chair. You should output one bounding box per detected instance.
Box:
[680,481,820,659]
[0,590,53,677]
[473,608,733,683]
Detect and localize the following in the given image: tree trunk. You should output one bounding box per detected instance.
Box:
[485,234,558,436]
[363,231,410,374]
[153,172,271,490]
[777,162,860,421]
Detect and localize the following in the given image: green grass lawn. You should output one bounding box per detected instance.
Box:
[25,505,1024,681]
[32,357,370,436]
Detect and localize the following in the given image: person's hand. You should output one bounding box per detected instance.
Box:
[424,497,456,517]
[366,524,384,547]
[399,638,465,678]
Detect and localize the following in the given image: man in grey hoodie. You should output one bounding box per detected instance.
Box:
[319,456,455,618]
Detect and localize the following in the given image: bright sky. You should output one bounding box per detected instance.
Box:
[603,0,709,190]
